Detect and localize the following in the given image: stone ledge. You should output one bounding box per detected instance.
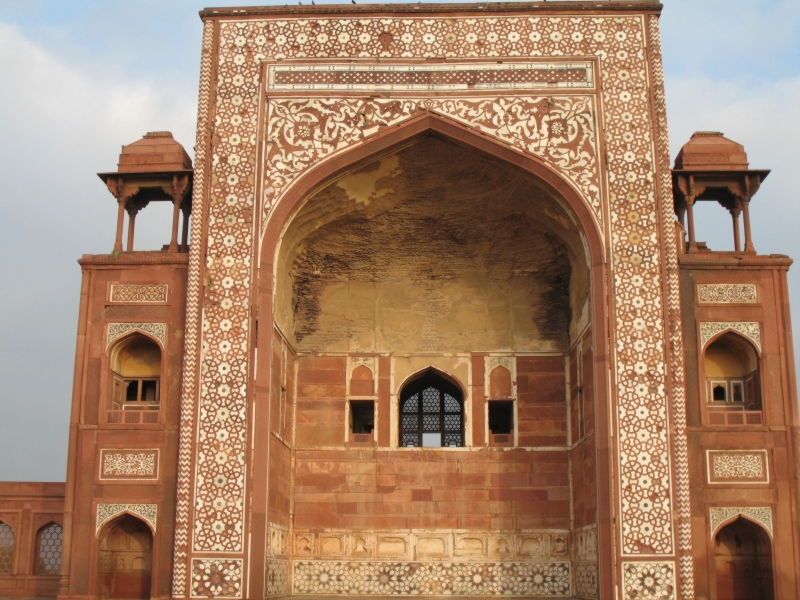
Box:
[79,252,190,266]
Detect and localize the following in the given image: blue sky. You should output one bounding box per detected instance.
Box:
[0,0,798,480]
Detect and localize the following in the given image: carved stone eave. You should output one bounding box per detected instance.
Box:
[199,1,665,18]
[98,169,194,208]
[672,169,770,203]
[78,252,190,266]
[671,168,770,208]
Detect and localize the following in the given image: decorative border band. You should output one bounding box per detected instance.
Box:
[107,322,167,348]
[99,449,160,481]
[292,560,571,596]
[709,506,773,538]
[706,449,769,484]
[697,283,757,304]
[96,503,157,534]
[699,321,761,352]
[267,61,594,92]
[110,283,169,303]
[293,529,569,561]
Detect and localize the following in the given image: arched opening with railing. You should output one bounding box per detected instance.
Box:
[704,331,762,426]
[107,333,162,424]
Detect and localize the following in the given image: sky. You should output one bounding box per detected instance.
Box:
[0,0,798,481]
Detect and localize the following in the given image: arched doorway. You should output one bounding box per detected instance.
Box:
[98,514,152,599]
[714,517,774,600]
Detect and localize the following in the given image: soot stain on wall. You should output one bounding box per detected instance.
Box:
[280,138,585,353]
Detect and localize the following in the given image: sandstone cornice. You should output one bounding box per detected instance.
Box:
[78,252,190,266]
[201,1,663,19]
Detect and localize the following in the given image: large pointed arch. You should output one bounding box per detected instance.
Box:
[249,112,614,599]
[259,112,606,270]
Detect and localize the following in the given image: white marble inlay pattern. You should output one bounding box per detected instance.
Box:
[292,560,571,596]
[96,503,157,534]
[107,322,166,348]
[622,562,675,600]
[697,283,757,304]
[699,321,761,352]
[267,61,595,92]
[709,507,773,538]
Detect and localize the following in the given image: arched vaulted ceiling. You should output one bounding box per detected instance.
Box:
[275,136,590,354]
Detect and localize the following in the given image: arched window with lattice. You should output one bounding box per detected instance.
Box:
[400,371,464,448]
[36,522,62,575]
[0,522,14,574]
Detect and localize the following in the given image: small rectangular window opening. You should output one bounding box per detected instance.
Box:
[422,432,442,447]
[125,381,138,402]
[709,381,728,403]
[731,381,744,403]
[350,400,375,434]
[121,379,160,407]
[488,401,514,435]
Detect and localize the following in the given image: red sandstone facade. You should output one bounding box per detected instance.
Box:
[1,3,798,600]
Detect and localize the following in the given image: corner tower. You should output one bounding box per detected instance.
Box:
[57,132,193,600]
[674,131,797,599]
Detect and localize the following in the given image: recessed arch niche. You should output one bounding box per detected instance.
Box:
[97,514,153,599]
[256,122,610,598]
[704,331,761,411]
[108,333,162,411]
[714,517,774,600]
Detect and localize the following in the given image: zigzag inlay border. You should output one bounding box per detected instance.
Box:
[172,19,215,598]
[648,15,694,597]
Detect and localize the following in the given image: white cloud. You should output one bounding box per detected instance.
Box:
[664,72,800,256]
[0,21,197,480]
[664,70,800,370]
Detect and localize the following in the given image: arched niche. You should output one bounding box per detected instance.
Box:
[108,333,162,411]
[714,517,774,600]
[488,365,513,399]
[704,331,762,414]
[350,365,375,397]
[97,514,153,600]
